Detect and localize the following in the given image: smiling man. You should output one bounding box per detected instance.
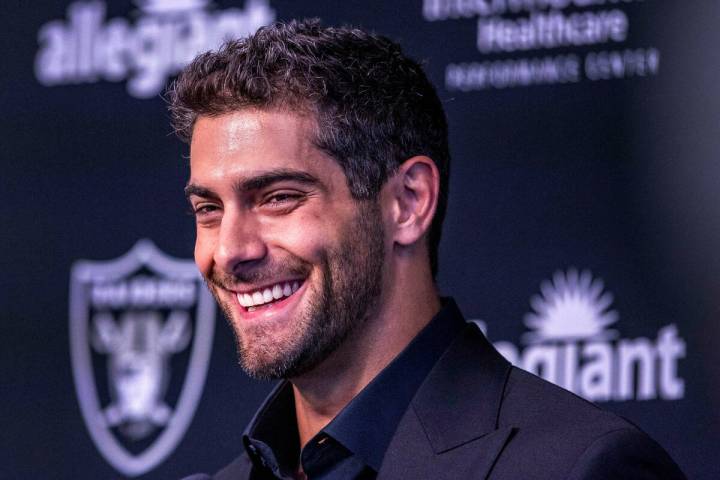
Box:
[185,112,391,384]
[171,20,685,480]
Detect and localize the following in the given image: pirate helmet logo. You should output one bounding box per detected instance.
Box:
[69,240,215,477]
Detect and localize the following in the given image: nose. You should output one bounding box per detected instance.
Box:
[213,208,268,275]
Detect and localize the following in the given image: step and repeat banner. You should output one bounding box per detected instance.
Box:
[3,1,719,478]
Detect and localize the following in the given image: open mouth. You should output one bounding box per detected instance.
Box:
[236,280,304,312]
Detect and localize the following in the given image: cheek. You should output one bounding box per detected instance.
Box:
[267,213,336,259]
[193,230,216,276]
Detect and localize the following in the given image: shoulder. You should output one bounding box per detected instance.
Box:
[491,367,686,479]
[500,366,627,432]
[212,452,253,480]
[564,427,686,480]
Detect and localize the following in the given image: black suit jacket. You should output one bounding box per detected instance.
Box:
[210,324,686,479]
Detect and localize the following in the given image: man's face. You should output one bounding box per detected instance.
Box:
[187,110,385,379]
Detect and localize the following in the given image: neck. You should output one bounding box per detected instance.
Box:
[290,259,441,448]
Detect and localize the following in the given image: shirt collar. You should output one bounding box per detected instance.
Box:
[242,381,298,477]
[322,298,466,471]
[242,297,467,473]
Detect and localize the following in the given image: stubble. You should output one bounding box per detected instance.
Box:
[207,200,385,380]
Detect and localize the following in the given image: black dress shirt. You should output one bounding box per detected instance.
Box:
[242,299,467,480]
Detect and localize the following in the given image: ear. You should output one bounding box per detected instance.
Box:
[386,156,440,248]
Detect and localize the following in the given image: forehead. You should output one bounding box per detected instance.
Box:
[189,109,338,184]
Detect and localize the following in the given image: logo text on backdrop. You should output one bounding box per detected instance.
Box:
[35,0,275,98]
[423,0,661,91]
[475,268,685,402]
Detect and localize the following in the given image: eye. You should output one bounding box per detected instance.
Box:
[267,193,298,204]
[196,205,218,214]
[262,191,305,210]
[191,203,221,220]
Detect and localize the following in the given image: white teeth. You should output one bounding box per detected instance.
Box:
[263,289,273,303]
[237,293,252,307]
[239,281,303,309]
[252,291,264,305]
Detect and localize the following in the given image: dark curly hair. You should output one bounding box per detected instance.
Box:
[168,19,450,277]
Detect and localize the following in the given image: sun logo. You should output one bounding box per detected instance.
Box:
[485,267,686,402]
[522,268,618,345]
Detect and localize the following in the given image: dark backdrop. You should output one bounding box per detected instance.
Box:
[3,1,719,479]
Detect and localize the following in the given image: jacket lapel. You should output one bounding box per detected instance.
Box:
[378,324,515,480]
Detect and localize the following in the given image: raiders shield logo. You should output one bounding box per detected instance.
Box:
[69,239,215,477]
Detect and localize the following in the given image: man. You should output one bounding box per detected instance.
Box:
[171,20,686,480]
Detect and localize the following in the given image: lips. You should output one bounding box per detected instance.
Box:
[235,280,302,312]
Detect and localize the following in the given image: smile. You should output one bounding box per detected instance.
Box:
[236,280,303,312]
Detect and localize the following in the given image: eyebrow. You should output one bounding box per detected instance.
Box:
[184,184,217,200]
[184,169,323,200]
[236,169,322,193]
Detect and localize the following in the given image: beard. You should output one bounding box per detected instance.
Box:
[206,200,385,380]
